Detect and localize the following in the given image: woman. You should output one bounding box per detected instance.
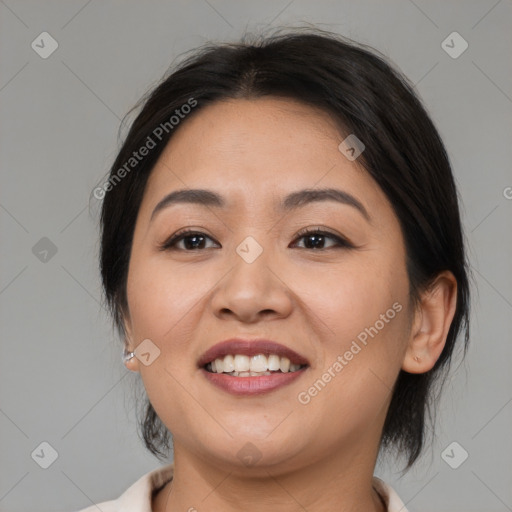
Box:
[81,27,470,512]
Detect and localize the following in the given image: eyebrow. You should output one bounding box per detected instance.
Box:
[150,187,371,222]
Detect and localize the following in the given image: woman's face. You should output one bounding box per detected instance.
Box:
[124,97,414,473]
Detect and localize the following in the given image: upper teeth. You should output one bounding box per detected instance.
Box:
[208,354,303,374]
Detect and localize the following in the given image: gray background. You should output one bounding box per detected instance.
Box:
[1,1,511,511]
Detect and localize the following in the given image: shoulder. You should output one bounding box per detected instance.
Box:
[73,464,174,512]
[372,476,408,512]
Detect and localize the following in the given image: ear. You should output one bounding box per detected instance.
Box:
[122,310,141,373]
[402,270,458,374]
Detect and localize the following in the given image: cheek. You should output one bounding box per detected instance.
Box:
[292,252,411,407]
[125,256,215,406]
[295,298,410,442]
[126,255,211,340]
[291,253,409,340]
[125,256,209,429]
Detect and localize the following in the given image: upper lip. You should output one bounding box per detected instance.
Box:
[197,338,310,368]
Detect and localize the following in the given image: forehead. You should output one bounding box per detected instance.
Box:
[140,97,389,218]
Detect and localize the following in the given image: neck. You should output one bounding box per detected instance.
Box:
[152,441,386,512]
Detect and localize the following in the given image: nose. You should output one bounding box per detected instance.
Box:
[210,244,294,324]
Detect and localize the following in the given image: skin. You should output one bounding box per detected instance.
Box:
[122,97,458,512]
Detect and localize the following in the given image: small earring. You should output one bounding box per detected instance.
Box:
[123,349,135,363]
[414,355,421,362]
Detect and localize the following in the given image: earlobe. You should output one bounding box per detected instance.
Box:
[123,348,140,372]
[402,271,458,374]
[122,313,141,373]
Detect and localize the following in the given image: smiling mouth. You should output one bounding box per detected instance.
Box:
[203,353,308,377]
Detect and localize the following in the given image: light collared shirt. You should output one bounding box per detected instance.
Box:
[75,463,408,511]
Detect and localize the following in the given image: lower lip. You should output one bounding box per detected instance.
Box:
[200,367,307,395]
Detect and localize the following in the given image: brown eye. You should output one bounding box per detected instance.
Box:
[291,228,353,250]
[159,229,220,251]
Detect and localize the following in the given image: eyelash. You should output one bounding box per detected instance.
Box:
[158,227,354,252]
